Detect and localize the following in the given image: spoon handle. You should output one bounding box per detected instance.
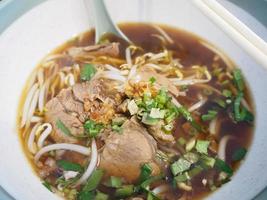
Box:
[91,0,130,44]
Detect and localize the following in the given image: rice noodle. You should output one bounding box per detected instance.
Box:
[144,63,163,71]
[37,68,44,86]
[74,139,98,186]
[171,97,182,108]
[38,81,47,113]
[34,143,91,162]
[127,65,137,80]
[31,116,43,123]
[152,25,174,44]
[218,135,234,161]
[200,41,233,69]
[170,70,211,86]
[26,89,40,126]
[102,71,126,82]
[125,46,132,66]
[65,73,75,86]
[37,123,53,148]
[241,98,252,112]
[209,117,218,135]
[149,50,168,62]
[105,64,121,73]
[27,123,41,154]
[188,98,207,112]
[59,72,65,88]
[152,184,169,195]
[21,83,38,128]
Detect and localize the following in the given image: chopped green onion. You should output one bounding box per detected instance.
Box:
[183,152,199,164]
[57,160,83,172]
[115,185,134,198]
[138,163,152,183]
[141,175,164,190]
[178,106,193,122]
[171,158,191,176]
[106,176,122,188]
[84,120,103,138]
[142,113,159,125]
[222,89,232,98]
[147,191,161,200]
[177,137,186,146]
[112,124,123,133]
[199,155,216,168]
[175,173,189,183]
[149,76,156,84]
[234,92,254,122]
[95,191,109,200]
[77,190,95,200]
[80,64,97,81]
[232,147,247,161]
[215,158,233,176]
[214,98,226,108]
[81,169,104,192]
[233,69,244,91]
[56,119,73,137]
[143,91,152,102]
[149,108,166,119]
[188,165,203,177]
[201,110,217,121]
[155,89,170,106]
[165,111,177,124]
[195,140,210,154]
[128,99,139,115]
[42,181,53,192]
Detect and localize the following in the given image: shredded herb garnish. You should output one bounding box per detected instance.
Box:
[234,92,254,122]
[84,119,104,138]
[42,181,53,192]
[78,169,104,200]
[233,69,244,91]
[80,64,97,81]
[149,76,156,84]
[57,160,83,172]
[171,158,192,176]
[138,163,152,183]
[115,185,135,198]
[232,147,247,161]
[195,140,210,154]
[56,119,73,136]
[201,110,217,121]
[105,176,122,188]
[215,158,233,176]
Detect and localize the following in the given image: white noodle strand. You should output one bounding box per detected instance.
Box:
[27,123,41,154]
[26,89,40,126]
[74,139,98,186]
[188,98,207,112]
[218,135,234,161]
[34,144,91,162]
[21,83,38,128]
[37,123,53,148]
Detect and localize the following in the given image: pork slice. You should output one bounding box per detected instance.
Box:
[45,98,83,143]
[138,66,179,96]
[56,88,87,122]
[67,43,119,58]
[99,120,160,183]
[72,77,122,105]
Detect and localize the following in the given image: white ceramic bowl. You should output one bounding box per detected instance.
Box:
[0,0,267,199]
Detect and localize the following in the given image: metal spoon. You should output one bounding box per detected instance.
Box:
[91,0,131,44]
